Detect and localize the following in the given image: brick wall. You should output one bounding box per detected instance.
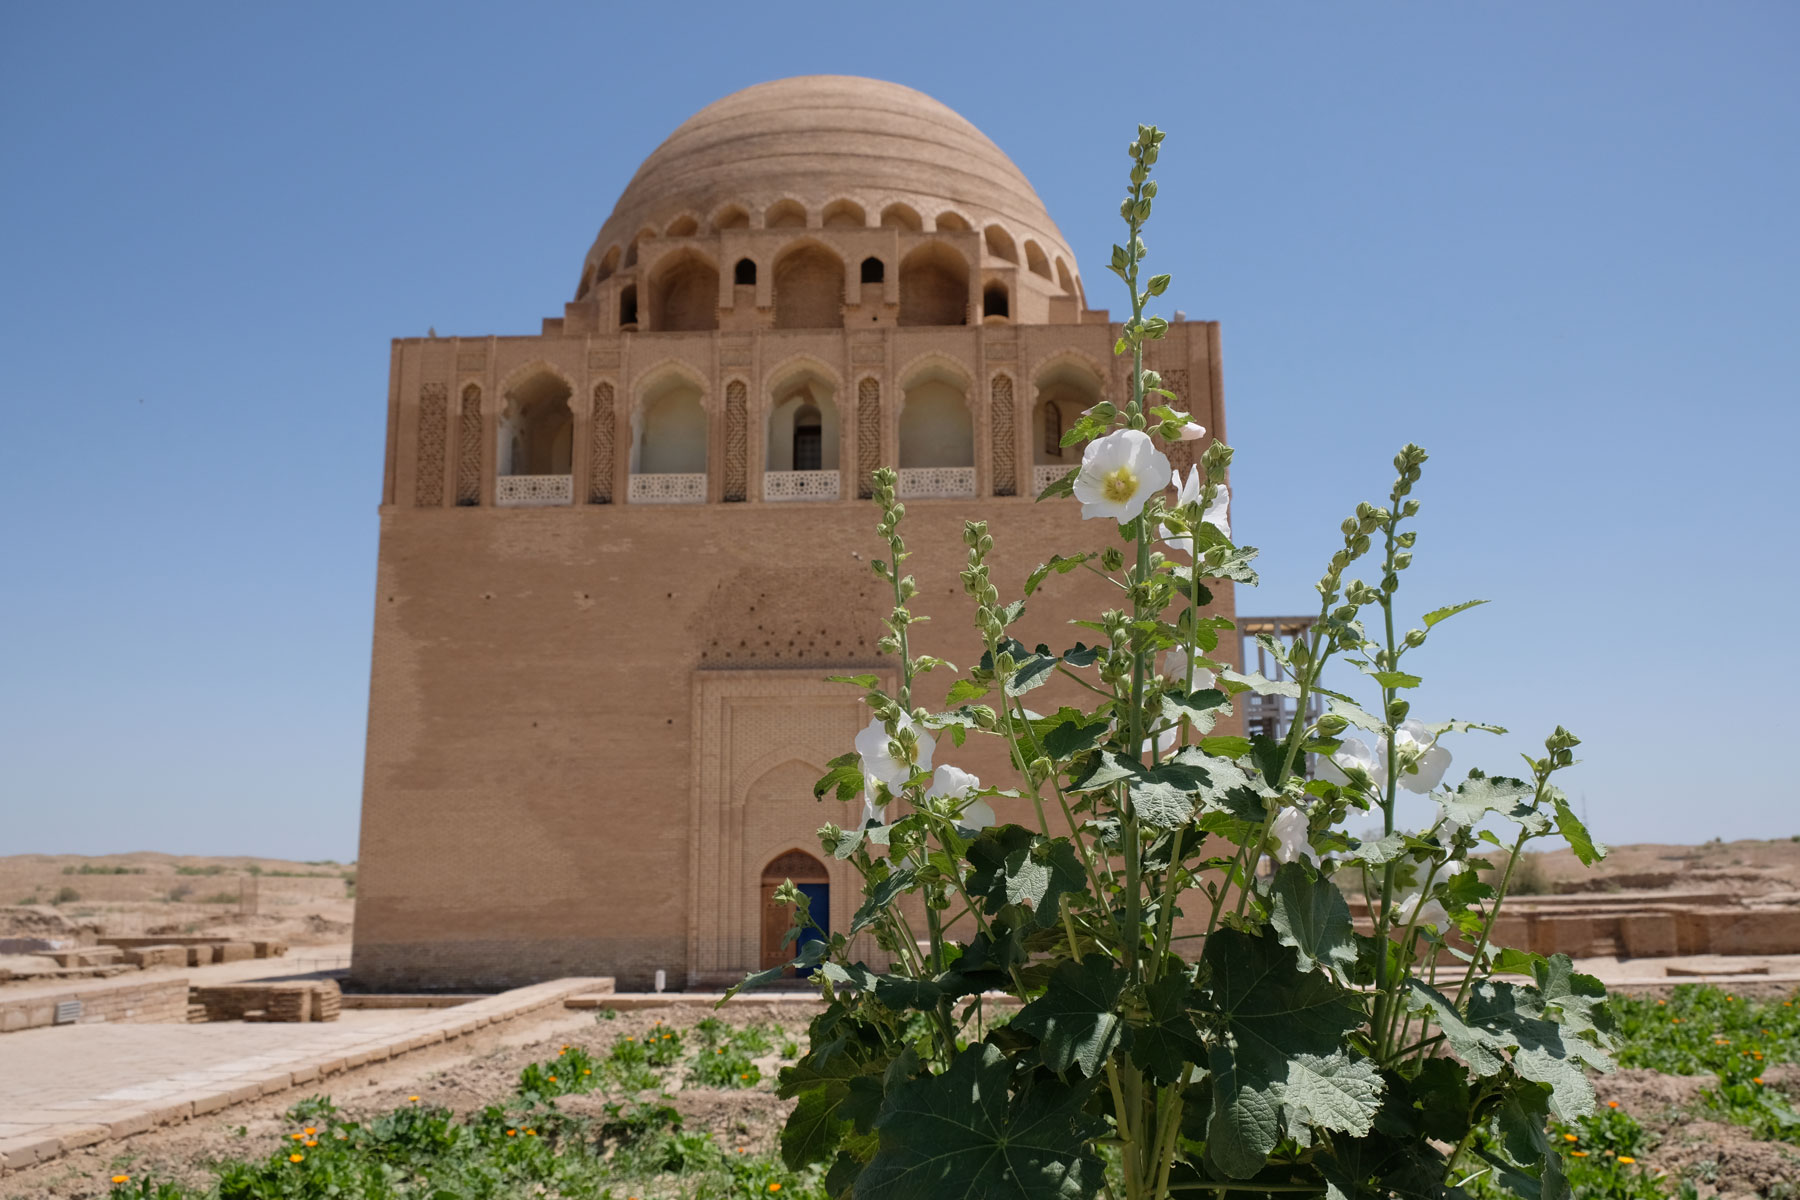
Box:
[0,977,189,1033]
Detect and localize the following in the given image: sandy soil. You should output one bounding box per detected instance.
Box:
[1591,1067,1800,1198]
[1528,838,1800,899]
[1,1001,814,1200]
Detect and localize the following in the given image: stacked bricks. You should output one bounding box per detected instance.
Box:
[120,946,188,969]
[0,977,189,1032]
[188,980,341,1023]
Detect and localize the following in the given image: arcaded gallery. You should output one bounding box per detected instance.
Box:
[351,76,1236,991]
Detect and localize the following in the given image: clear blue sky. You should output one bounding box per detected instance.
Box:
[2,2,1794,860]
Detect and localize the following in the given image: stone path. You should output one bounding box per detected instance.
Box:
[0,976,605,1174]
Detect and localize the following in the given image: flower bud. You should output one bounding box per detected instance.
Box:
[1101,547,1125,572]
[1387,698,1410,722]
[1404,629,1427,648]
[1317,713,1349,736]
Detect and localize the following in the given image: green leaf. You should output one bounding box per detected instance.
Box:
[1276,1052,1383,1142]
[823,962,944,1012]
[827,674,883,689]
[1012,956,1128,1078]
[1367,670,1423,690]
[945,679,989,705]
[1199,735,1253,759]
[815,753,867,803]
[964,827,1088,929]
[1200,929,1378,1177]
[1219,669,1302,699]
[1129,968,1207,1085]
[1067,750,1137,793]
[1268,863,1358,976]
[1027,707,1111,759]
[1008,651,1059,697]
[783,1086,855,1169]
[1024,552,1093,595]
[1422,599,1488,628]
[1160,687,1228,734]
[1438,774,1536,831]
[1326,697,1386,733]
[1551,794,1607,865]
[850,867,918,936]
[859,1043,1107,1200]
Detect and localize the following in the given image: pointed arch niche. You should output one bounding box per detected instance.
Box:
[1031,356,1104,498]
[629,368,708,503]
[496,369,573,507]
[687,671,891,987]
[897,358,975,498]
[764,361,841,501]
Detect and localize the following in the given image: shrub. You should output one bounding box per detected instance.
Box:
[747,124,1616,1200]
[52,886,80,904]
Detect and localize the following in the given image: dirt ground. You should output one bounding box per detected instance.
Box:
[1591,1067,1800,1198]
[1530,837,1800,898]
[1,1001,815,1200]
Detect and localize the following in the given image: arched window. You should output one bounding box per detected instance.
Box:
[822,199,865,228]
[632,374,707,475]
[648,252,719,331]
[595,246,621,283]
[765,199,807,229]
[860,256,884,284]
[984,225,1018,263]
[1034,359,1103,465]
[497,372,574,506]
[936,211,971,232]
[734,258,757,286]
[899,242,969,327]
[774,243,845,330]
[899,365,974,469]
[982,282,1010,322]
[1024,240,1052,279]
[766,372,840,474]
[1055,257,1075,293]
[665,214,698,237]
[618,284,638,329]
[879,203,922,231]
[713,205,750,231]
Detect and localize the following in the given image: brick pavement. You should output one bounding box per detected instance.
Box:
[0,976,607,1174]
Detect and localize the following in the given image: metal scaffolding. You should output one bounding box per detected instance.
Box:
[1237,615,1327,748]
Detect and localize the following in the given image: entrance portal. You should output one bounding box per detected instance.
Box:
[760,849,829,974]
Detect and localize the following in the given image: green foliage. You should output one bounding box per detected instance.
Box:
[740,122,1618,1200]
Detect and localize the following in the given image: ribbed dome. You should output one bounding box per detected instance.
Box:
[582,76,1078,288]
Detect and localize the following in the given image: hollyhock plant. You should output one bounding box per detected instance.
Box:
[753,124,1609,1200]
[1072,428,1170,523]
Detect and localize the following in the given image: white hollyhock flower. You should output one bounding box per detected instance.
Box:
[1174,416,1206,441]
[1270,806,1319,866]
[1318,737,1387,791]
[1159,467,1230,553]
[855,715,935,793]
[959,799,997,831]
[1202,484,1230,540]
[926,764,991,831]
[1391,720,1452,794]
[1158,647,1217,691]
[1434,802,1465,844]
[1072,429,1171,524]
[1395,889,1448,932]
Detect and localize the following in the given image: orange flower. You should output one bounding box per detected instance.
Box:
[1570,1151,1589,1158]
[304,1140,318,1148]
[291,1133,304,1141]
[408,1095,419,1103]
[526,1129,537,1137]
[584,1068,593,1075]
[304,1127,316,1134]
[548,1075,558,1082]
[1607,1101,1619,1108]
[1755,1076,1765,1085]
[111,1176,129,1185]
[1619,1156,1636,1164]
[1563,1133,1578,1143]
[507,1129,517,1136]
[289,1154,304,1164]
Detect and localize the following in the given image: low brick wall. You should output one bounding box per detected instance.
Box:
[190,980,341,1023]
[0,977,189,1033]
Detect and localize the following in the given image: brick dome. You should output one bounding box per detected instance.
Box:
[581,75,1080,297]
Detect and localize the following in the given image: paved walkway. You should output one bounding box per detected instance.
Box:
[0,977,604,1174]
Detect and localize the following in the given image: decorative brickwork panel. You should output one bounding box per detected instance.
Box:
[456,385,482,506]
[724,379,748,502]
[415,384,448,507]
[1161,369,1196,476]
[856,376,881,499]
[990,373,1016,496]
[588,382,615,504]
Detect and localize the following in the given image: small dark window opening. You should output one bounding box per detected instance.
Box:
[734,258,757,286]
[619,285,638,327]
[793,403,823,471]
[860,256,884,284]
[1043,400,1062,458]
[983,283,1010,319]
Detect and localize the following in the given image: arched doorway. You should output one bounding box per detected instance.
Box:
[760,849,829,974]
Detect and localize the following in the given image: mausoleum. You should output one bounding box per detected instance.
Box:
[351,76,1237,991]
